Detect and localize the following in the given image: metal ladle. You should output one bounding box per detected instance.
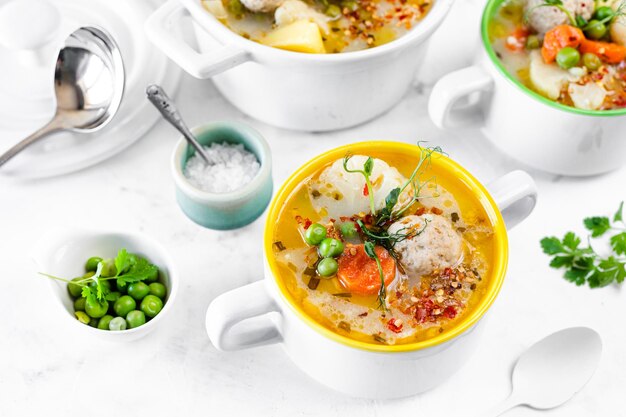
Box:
[0,26,124,167]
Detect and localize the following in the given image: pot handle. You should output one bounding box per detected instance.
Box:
[487,171,538,230]
[206,280,283,351]
[144,0,249,79]
[428,65,494,129]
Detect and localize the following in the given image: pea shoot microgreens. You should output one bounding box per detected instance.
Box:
[343,155,376,214]
[363,241,387,311]
[342,144,443,310]
[541,201,626,288]
[40,248,158,305]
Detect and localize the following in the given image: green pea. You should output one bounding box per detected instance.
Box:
[594,6,614,21]
[144,266,159,283]
[68,277,84,298]
[88,318,99,327]
[304,223,327,246]
[109,316,127,331]
[97,315,114,330]
[318,238,344,258]
[88,279,111,292]
[325,4,341,17]
[107,291,121,303]
[75,311,90,324]
[339,221,358,239]
[85,298,109,319]
[74,297,86,311]
[149,283,167,299]
[584,20,607,40]
[317,257,338,277]
[126,310,146,328]
[113,295,136,317]
[85,257,103,272]
[140,295,163,318]
[556,47,581,69]
[99,259,117,278]
[583,52,602,70]
[525,34,540,50]
[127,282,150,301]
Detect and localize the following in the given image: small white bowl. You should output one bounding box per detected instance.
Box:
[32,228,178,342]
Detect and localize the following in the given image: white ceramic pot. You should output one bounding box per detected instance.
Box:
[145,0,455,131]
[428,0,626,177]
[206,142,537,399]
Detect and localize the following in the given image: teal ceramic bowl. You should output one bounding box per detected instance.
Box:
[171,122,273,230]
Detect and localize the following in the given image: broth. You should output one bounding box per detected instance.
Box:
[271,150,496,346]
[201,0,432,53]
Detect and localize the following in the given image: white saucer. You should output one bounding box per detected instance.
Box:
[0,0,181,179]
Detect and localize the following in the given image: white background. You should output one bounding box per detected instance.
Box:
[1,73,625,417]
[1,0,625,410]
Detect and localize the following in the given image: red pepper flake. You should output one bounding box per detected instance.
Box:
[363,183,369,196]
[415,206,426,216]
[358,312,368,317]
[387,318,403,333]
[443,306,457,319]
[431,207,443,215]
[296,215,312,230]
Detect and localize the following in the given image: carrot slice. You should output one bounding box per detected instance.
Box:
[541,25,585,63]
[337,244,396,296]
[580,39,626,64]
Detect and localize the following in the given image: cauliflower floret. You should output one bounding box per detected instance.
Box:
[388,214,463,283]
[240,0,283,13]
[275,0,330,33]
[568,82,607,109]
[525,0,594,34]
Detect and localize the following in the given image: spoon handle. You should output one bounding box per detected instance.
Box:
[0,118,62,168]
[145,84,212,164]
[479,394,520,417]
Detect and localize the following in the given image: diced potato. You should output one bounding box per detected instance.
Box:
[610,15,626,46]
[261,20,326,54]
[529,50,580,100]
[568,83,607,110]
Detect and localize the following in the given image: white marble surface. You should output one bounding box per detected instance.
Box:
[1,69,626,416]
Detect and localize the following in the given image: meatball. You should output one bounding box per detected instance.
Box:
[525,0,594,34]
[388,214,463,282]
[240,0,283,13]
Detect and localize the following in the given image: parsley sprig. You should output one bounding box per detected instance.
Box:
[540,201,626,288]
[40,248,159,304]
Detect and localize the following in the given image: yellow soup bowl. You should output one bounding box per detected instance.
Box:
[206,141,537,398]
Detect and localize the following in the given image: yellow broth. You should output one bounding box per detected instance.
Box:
[271,150,496,345]
[201,0,432,53]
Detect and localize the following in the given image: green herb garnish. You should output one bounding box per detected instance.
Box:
[40,248,158,300]
[343,155,376,214]
[364,241,387,311]
[541,201,626,288]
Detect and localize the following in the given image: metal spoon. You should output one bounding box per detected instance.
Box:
[146,84,212,165]
[0,26,124,167]
[480,327,602,417]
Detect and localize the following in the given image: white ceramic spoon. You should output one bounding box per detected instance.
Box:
[481,327,602,417]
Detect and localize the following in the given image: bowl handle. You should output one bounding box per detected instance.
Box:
[487,171,538,230]
[428,65,494,129]
[144,0,249,79]
[206,280,283,351]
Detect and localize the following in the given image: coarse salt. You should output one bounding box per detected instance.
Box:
[184,142,260,193]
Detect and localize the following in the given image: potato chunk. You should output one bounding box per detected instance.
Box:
[261,20,326,53]
[529,50,580,100]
